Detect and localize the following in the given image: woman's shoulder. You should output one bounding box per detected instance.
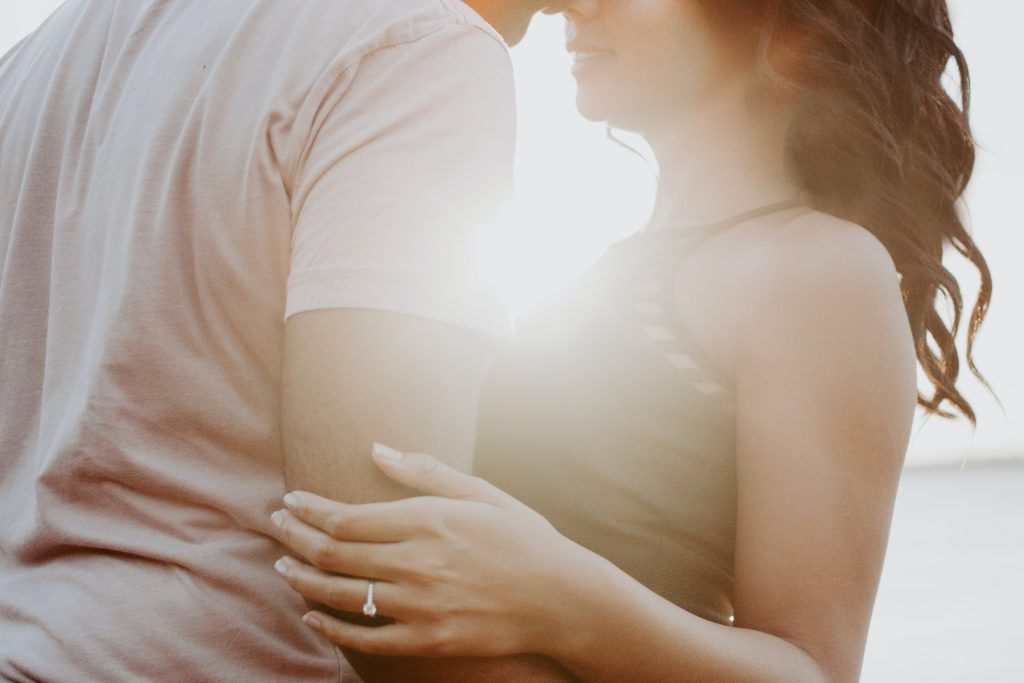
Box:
[726,210,903,321]
[730,209,915,377]
[671,209,912,380]
[741,209,898,288]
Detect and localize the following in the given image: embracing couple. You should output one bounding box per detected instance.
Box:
[0,0,991,681]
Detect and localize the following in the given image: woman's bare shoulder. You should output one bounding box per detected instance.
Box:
[740,209,899,294]
[720,209,915,391]
[671,209,905,379]
[725,210,904,331]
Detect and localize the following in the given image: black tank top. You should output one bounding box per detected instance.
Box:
[474,201,802,624]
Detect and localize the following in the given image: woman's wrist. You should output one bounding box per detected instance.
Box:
[527,538,634,665]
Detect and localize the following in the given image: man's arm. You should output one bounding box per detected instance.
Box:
[283,309,485,505]
[279,11,578,678]
[282,308,578,682]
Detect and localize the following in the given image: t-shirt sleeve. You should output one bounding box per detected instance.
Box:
[284,21,515,339]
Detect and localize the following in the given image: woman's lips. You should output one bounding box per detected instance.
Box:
[570,49,615,75]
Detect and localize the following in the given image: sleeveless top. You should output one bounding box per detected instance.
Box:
[474,201,802,625]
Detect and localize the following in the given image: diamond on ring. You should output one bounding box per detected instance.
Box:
[362,580,377,618]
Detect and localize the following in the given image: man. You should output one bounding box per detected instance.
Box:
[0,0,572,680]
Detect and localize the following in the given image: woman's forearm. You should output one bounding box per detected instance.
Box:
[544,549,831,683]
[275,459,842,681]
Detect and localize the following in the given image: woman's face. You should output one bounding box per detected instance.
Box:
[562,0,747,132]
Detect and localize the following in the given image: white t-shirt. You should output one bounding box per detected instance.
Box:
[0,0,514,680]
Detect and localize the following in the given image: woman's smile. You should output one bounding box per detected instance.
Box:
[569,46,616,75]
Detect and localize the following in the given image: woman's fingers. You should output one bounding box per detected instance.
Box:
[271,509,407,578]
[275,557,399,618]
[371,442,500,503]
[282,491,428,543]
[303,611,446,657]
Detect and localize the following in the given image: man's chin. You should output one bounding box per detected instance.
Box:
[502,15,534,47]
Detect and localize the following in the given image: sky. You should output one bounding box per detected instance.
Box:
[2,1,1020,467]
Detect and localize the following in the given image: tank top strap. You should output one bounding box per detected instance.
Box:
[605,199,810,408]
[650,198,807,251]
[591,198,809,297]
[607,198,807,284]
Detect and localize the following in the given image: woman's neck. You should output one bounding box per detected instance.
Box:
[643,84,800,230]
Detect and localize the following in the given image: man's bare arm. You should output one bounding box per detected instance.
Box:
[281,308,577,682]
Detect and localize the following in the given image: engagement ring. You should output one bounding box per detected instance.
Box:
[362,580,377,618]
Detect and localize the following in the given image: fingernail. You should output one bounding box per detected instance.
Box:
[372,442,403,461]
[283,492,300,508]
[274,557,291,576]
[303,613,324,631]
[271,510,284,528]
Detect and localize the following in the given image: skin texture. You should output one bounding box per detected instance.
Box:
[276,0,919,680]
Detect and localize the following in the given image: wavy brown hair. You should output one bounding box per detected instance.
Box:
[699,0,992,422]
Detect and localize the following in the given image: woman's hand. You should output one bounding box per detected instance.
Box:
[271,443,595,659]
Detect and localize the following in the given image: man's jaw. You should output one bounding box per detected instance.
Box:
[461,0,563,47]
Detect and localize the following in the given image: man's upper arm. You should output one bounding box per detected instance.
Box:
[282,308,487,503]
[278,19,576,683]
[281,20,515,497]
[282,311,582,683]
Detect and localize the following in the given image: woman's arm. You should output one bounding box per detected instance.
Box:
[273,222,916,682]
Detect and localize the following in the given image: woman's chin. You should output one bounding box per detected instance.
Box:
[574,87,655,132]
[575,105,608,124]
[574,91,615,125]
[574,98,644,133]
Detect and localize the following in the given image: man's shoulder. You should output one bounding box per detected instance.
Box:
[323,0,507,58]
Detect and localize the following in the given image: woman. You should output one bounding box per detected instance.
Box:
[271,0,992,680]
